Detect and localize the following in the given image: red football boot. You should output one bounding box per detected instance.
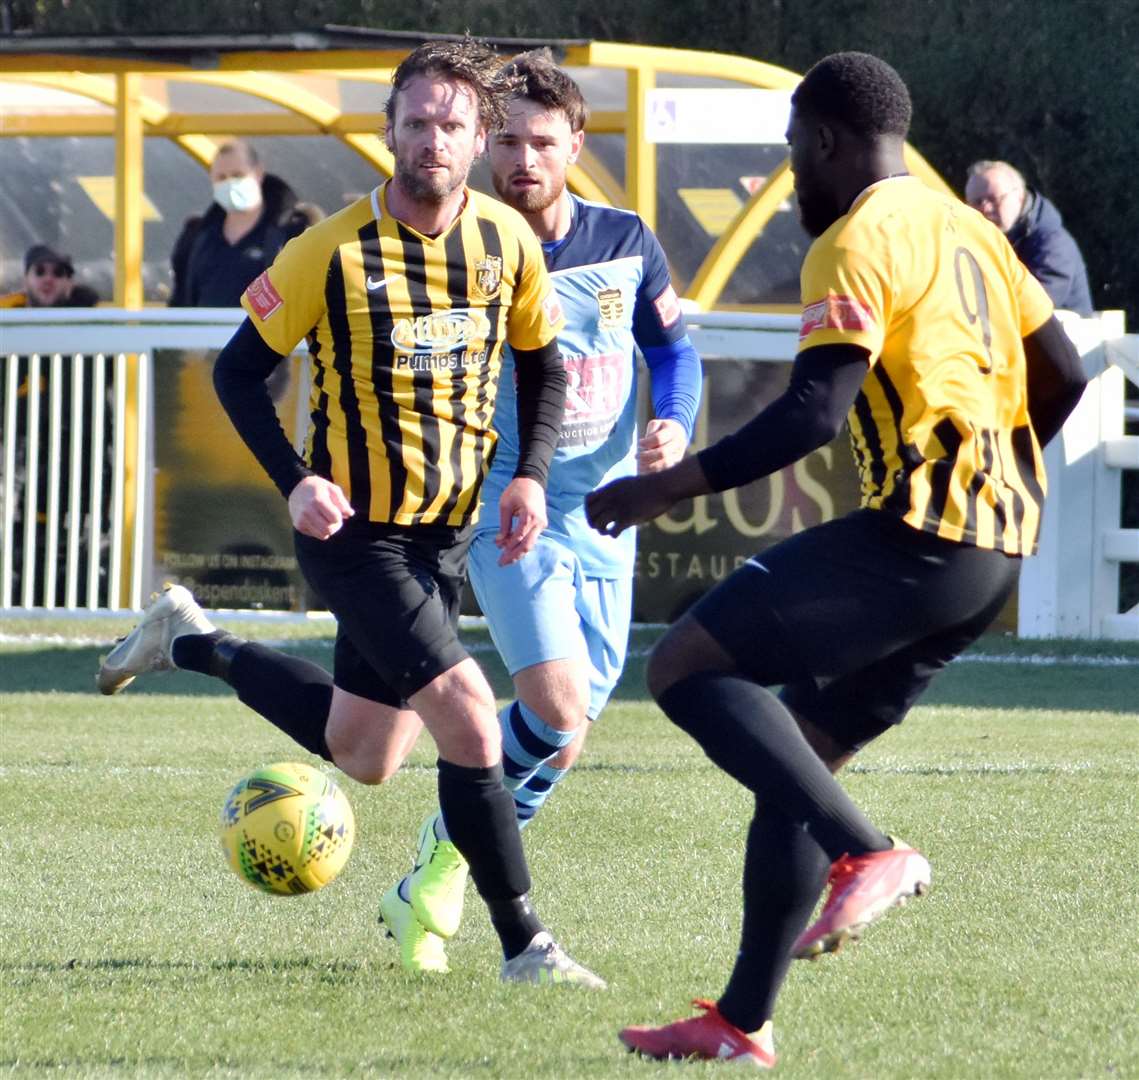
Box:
[619,999,776,1068]
[793,840,931,959]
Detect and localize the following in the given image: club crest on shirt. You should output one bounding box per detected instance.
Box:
[596,287,625,328]
[473,255,503,300]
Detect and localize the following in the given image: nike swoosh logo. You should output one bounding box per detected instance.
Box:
[366,273,402,292]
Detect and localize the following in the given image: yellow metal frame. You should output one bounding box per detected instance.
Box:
[0,39,953,315]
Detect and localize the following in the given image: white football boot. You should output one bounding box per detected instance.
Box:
[500,931,607,989]
[96,584,215,695]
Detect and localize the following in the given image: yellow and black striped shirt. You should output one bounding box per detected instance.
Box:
[798,176,1055,555]
[241,183,563,526]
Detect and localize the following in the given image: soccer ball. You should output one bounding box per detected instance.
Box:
[218,761,355,896]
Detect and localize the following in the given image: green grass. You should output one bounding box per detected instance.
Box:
[1,622,1137,1078]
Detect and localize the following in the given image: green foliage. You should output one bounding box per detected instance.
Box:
[2,625,1138,1076]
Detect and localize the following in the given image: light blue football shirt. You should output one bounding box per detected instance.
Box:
[476,196,690,577]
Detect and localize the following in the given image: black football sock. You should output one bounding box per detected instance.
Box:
[717,804,831,1031]
[658,672,890,859]
[172,633,334,762]
[436,758,545,959]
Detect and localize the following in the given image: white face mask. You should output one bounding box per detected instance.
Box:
[212,175,263,213]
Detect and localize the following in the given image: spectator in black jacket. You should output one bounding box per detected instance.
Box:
[965,160,1093,316]
[0,244,100,309]
[169,140,320,307]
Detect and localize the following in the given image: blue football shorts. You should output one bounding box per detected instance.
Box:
[468,529,632,720]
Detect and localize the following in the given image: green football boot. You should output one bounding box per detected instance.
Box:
[378,880,449,974]
[408,811,470,939]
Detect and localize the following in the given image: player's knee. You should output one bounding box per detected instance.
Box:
[548,727,588,770]
[647,615,731,702]
[436,724,501,768]
[332,752,398,786]
[532,698,588,735]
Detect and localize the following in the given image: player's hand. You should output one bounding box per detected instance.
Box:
[496,477,547,565]
[637,417,688,473]
[288,475,354,540]
[585,473,674,538]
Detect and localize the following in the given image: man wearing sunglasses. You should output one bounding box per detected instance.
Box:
[1,244,99,309]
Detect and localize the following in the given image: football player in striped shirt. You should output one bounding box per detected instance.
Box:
[379,50,702,972]
[587,52,1087,1066]
[97,39,603,990]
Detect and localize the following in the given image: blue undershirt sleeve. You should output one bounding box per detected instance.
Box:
[640,335,702,439]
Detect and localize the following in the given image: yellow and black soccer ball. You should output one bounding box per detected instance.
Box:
[218,762,355,895]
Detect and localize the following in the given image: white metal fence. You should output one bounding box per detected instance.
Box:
[1,307,1135,639]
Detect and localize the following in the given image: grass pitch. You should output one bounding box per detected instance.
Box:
[1,618,1137,1078]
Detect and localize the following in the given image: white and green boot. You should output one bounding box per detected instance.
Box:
[408,811,470,939]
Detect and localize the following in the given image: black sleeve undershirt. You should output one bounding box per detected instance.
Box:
[1023,315,1088,447]
[511,339,567,489]
[697,343,870,493]
[212,318,312,499]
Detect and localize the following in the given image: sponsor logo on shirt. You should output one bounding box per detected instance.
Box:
[473,256,503,300]
[560,351,624,446]
[653,283,682,328]
[596,286,625,328]
[245,271,283,321]
[799,292,875,340]
[390,309,491,353]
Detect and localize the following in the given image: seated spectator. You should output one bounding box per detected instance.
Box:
[0,245,100,308]
[964,160,1093,316]
[169,139,316,307]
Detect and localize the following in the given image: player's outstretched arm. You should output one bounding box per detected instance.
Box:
[586,454,711,538]
[587,343,868,538]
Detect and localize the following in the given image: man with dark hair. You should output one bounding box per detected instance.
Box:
[378,48,702,972]
[965,160,1093,316]
[97,38,603,989]
[1,244,99,308]
[587,51,1086,1065]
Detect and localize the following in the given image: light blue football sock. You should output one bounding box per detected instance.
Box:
[507,759,571,827]
[500,700,578,827]
[433,701,579,842]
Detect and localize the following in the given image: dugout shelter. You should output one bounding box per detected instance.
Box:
[0,26,954,309]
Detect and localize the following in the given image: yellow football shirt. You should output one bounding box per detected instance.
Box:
[798,176,1055,555]
[241,183,563,527]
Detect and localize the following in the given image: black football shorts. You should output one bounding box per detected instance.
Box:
[687,509,1022,750]
[294,518,472,707]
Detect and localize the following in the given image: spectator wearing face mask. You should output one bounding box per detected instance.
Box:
[169,140,321,307]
